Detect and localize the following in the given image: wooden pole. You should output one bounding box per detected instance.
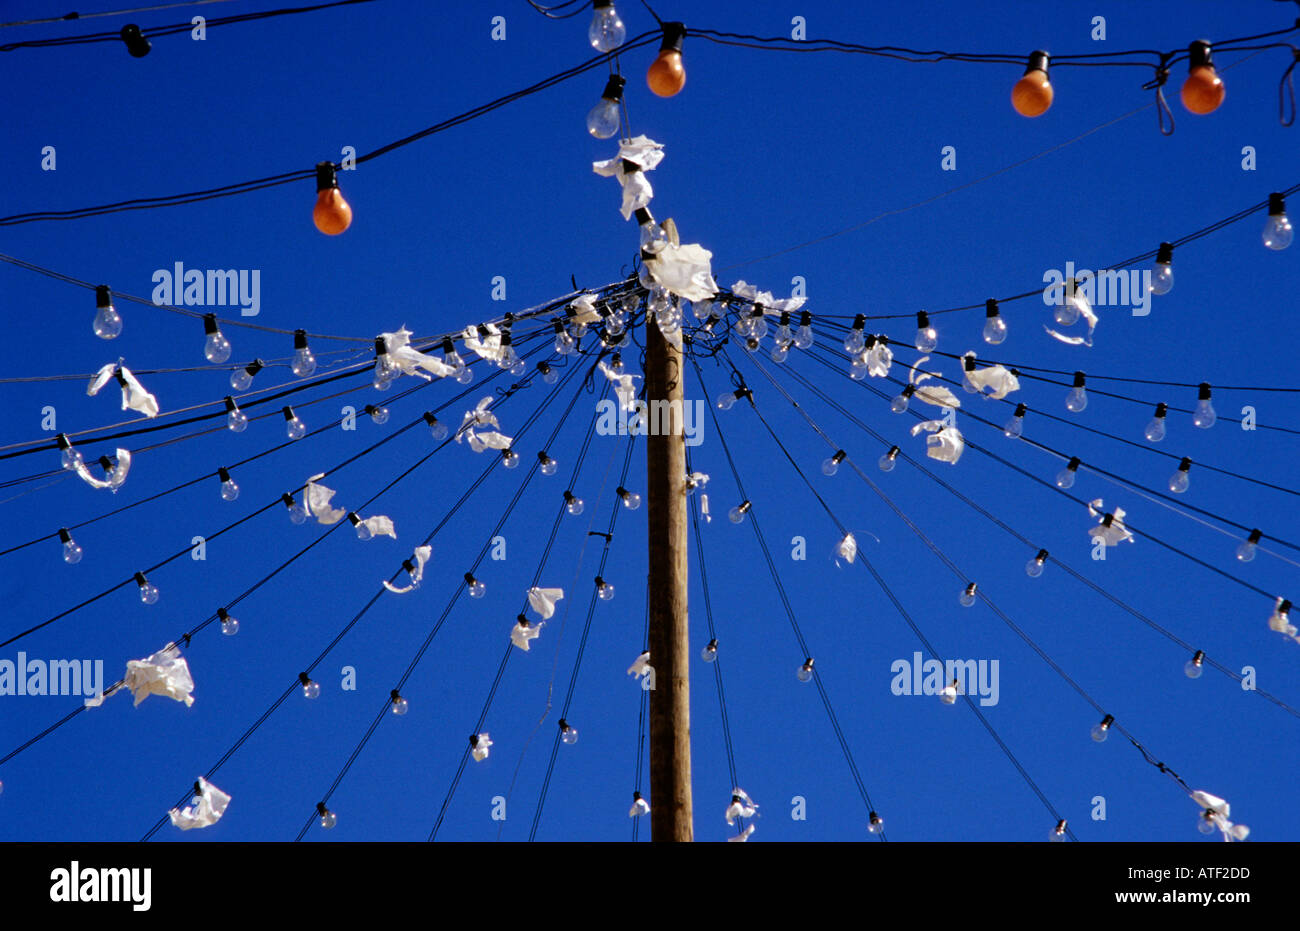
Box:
[644,318,693,842]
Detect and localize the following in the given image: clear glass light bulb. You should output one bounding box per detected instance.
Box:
[796,662,814,682]
[962,370,979,394]
[716,391,736,411]
[1184,659,1203,679]
[1090,723,1109,743]
[221,614,240,636]
[1263,213,1293,250]
[890,392,910,414]
[821,456,839,476]
[1150,262,1173,295]
[1049,827,1067,843]
[878,452,897,472]
[588,2,626,51]
[621,491,641,509]
[205,331,232,364]
[1144,417,1166,442]
[373,363,395,391]
[369,406,389,425]
[959,587,976,607]
[1026,557,1045,578]
[391,697,409,715]
[1004,414,1024,439]
[139,582,160,605]
[868,814,885,834]
[1193,400,1216,429]
[286,417,307,440]
[770,343,789,364]
[982,316,1007,345]
[728,505,746,524]
[849,359,868,380]
[220,479,239,502]
[429,419,449,441]
[561,725,579,745]
[567,496,585,516]
[1236,540,1257,562]
[540,457,558,476]
[915,325,937,353]
[320,810,337,829]
[794,324,814,349]
[456,365,473,385]
[1054,297,1080,326]
[94,305,123,339]
[1065,387,1087,413]
[292,348,317,377]
[639,222,668,253]
[555,331,576,355]
[1055,466,1076,489]
[303,680,321,699]
[355,521,373,541]
[230,368,254,391]
[1169,468,1190,494]
[444,350,465,376]
[502,450,520,469]
[468,580,487,598]
[61,447,83,471]
[844,331,865,353]
[289,500,310,524]
[1197,815,1216,835]
[541,366,559,384]
[62,540,83,564]
[598,581,615,601]
[227,409,248,433]
[701,642,717,662]
[586,97,621,138]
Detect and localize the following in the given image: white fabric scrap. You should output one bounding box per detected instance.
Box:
[598,361,642,413]
[72,448,131,492]
[728,824,756,842]
[909,356,962,409]
[527,587,564,620]
[381,326,455,379]
[568,293,601,325]
[456,396,513,453]
[1191,790,1249,842]
[123,643,195,707]
[358,515,396,539]
[1087,499,1134,546]
[910,420,964,464]
[629,796,651,818]
[1268,598,1298,640]
[88,362,159,418]
[865,341,893,378]
[169,777,231,831]
[940,679,960,704]
[384,545,433,594]
[627,651,652,680]
[835,532,857,566]
[511,619,544,651]
[646,242,718,303]
[463,323,504,362]
[305,473,347,525]
[685,471,710,493]
[962,352,1020,399]
[472,733,493,762]
[592,135,665,219]
[725,787,758,825]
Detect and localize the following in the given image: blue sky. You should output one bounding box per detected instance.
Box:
[0,0,1297,843]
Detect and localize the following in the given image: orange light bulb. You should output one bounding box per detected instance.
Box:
[1011,51,1053,117]
[1180,40,1224,115]
[312,161,352,235]
[647,22,687,98]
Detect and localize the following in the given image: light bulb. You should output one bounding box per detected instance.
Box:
[1025,555,1044,578]
[1237,530,1262,563]
[284,493,310,525]
[219,608,239,636]
[1050,820,1068,842]
[983,300,1007,345]
[629,793,650,818]
[797,658,814,682]
[1004,403,1026,439]
[312,162,352,235]
[1185,650,1205,679]
[93,285,122,339]
[1090,715,1113,743]
[959,583,977,607]
[218,468,239,502]
[1169,458,1191,494]
[539,362,559,384]
[565,492,584,516]
[284,407,306,440]
[586,74,625,138]
[1180,40,1225,115]
[1150,242,1174,295]
[868,812,885,834]
[301,674,321,699]
[728,502,749,524]
[135,573,159,605]
[230,359,262,391]
[794,314,814,349]
[1065,372,1087,412]
[770,343,789,363]
[597,578,615,601]
[366,404,389,425]
[849,357,868,380]
[318,804,336,829]
[844,318,866,353]
[1197,813,1217,835]
[60,445,82,472]
[1056,277,1090,326]
[962,359,979,394]
[456,365,473,385]
[203,314,231,364]
[391,691,409,716]
[1263,192,1293,250]
[716,390,737,411]
[1055,457,1080,489]
[1145,403,1167,442]
[560,720,579,744]
[646,22,687,97]
[618,486,641,509]
[915,311,937,352]
[225,397,248,433]
[442,342,466,378]
[701,639,718,662]
[636,208,668,253]
[554,324,577,355]
[891,386,914,414]
[501,448,520,469]
[822,450,845,476]
[425,413,449,441]
[351,514,373,541]
[539,453,558,476]
[58,529,82,565]
[879,446,899,472]
[292,330,317,376]
[1011,51,1053,117]
[588,0,626,52]
[1193,383,1215,428]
